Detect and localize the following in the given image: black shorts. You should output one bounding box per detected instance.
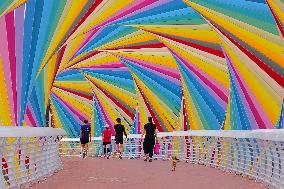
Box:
[115,137,123,144]
[103,142,111,145]
[80,138,89,145]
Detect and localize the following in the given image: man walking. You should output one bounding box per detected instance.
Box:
[114,118,127,159]
[80,119,91,159]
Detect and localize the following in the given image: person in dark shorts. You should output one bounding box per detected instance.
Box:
[114,118,127,159]
[102,124,112,159]
[80,119,91,159]
[142,117,157,162]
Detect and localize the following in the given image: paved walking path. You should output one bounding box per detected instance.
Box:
[29,157,266,189]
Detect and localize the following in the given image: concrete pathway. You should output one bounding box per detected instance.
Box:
[29,157,266,189]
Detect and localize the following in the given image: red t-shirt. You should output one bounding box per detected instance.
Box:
[102,130,112,142]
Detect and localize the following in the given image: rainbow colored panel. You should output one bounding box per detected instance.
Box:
[0,0,283,137]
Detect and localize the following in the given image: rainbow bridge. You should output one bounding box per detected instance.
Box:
[0,0,283,188]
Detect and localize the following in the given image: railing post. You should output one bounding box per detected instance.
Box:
[0,127,66,189]
[0,137,7,188]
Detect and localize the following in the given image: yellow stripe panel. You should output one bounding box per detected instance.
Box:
[0,56,12,125]
[224,93,231,130]
[0,0,27,17]
[53,81,92,94]
[50,100,63,129]
[132,24,220,44]
[60,32,89,72]
[45,51,59,108]
[134,81,149,128]
[72,0,135,39]
[134,75,175,131]
[39,1,89,74]
[267,0,284,24]
[98,30,157,50]
[71,52,120,69]
[63,51,92,69]
[91,84,131,131]
[109,49,178,68]
[85,74,134,129]
[85,75,136,110]
[52,87,93,118]
[182,78,204,130]
[162,37,229,90]
[8,0,27,12]
[186,1,284,67]
[222,40,281,124]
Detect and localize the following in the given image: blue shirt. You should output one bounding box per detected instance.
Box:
[81,124,91,139]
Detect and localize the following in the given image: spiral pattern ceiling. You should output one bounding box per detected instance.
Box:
[0,0,283,137]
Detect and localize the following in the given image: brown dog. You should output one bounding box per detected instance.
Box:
[171,156,178,171]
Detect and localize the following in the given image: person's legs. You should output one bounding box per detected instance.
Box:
[103,144,107,157]
[106,143,110,159]
[143,140,149,161]
[81,144,86,158]
[115,137,120,155]
[116,143,120,154]
[86,143,89,155]
[115,137,123,159]
[81,144,84,155]
[148,139,155,162]
[118,143,123,159]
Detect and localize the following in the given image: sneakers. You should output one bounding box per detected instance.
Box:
[144,155,149,161]
[106,152,110,159]
[82,151,87,159]
[144,155,152,162]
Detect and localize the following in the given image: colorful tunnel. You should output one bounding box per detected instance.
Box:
[0,0,283,137]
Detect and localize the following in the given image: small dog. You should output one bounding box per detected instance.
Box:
[171,156,178,171]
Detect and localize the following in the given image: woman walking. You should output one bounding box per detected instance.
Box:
[142,117,158,162]
[102,124,112,159]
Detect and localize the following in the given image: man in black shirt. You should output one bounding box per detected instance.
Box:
[142,117,157,162]
[80,119,91,159]
[114,118,127,159]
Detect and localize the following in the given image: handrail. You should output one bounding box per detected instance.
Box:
[0,126,66,189]
[61,129,284,141]
[60,129,284,189]
[0,126,66,137]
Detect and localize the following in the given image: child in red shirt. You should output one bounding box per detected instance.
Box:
[102,124,112,159]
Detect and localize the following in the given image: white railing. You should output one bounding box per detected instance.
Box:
[0,126,66,189]
[60,129,284,189]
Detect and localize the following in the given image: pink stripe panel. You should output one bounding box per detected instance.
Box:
[5,12,18,125]
[225,51,273,129]
[0,17,15,125]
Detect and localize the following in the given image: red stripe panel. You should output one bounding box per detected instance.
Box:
[89,79,135,120]
[150,31,225,58]
[54,86,93,101]
[5,12,17,125]
[64,0,104,43]
[135,79,163,132]
[266,0,284,37]
[211,22,284,88]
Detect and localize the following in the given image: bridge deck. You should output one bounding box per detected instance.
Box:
[29,157,266,189]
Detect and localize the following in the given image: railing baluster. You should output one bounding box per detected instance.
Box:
[59,130,284,189]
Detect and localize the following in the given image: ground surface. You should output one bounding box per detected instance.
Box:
[29,157,266,189]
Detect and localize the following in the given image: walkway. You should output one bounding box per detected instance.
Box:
[29,157,266,189]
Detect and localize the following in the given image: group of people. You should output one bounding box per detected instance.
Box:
[79,117,158,162]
